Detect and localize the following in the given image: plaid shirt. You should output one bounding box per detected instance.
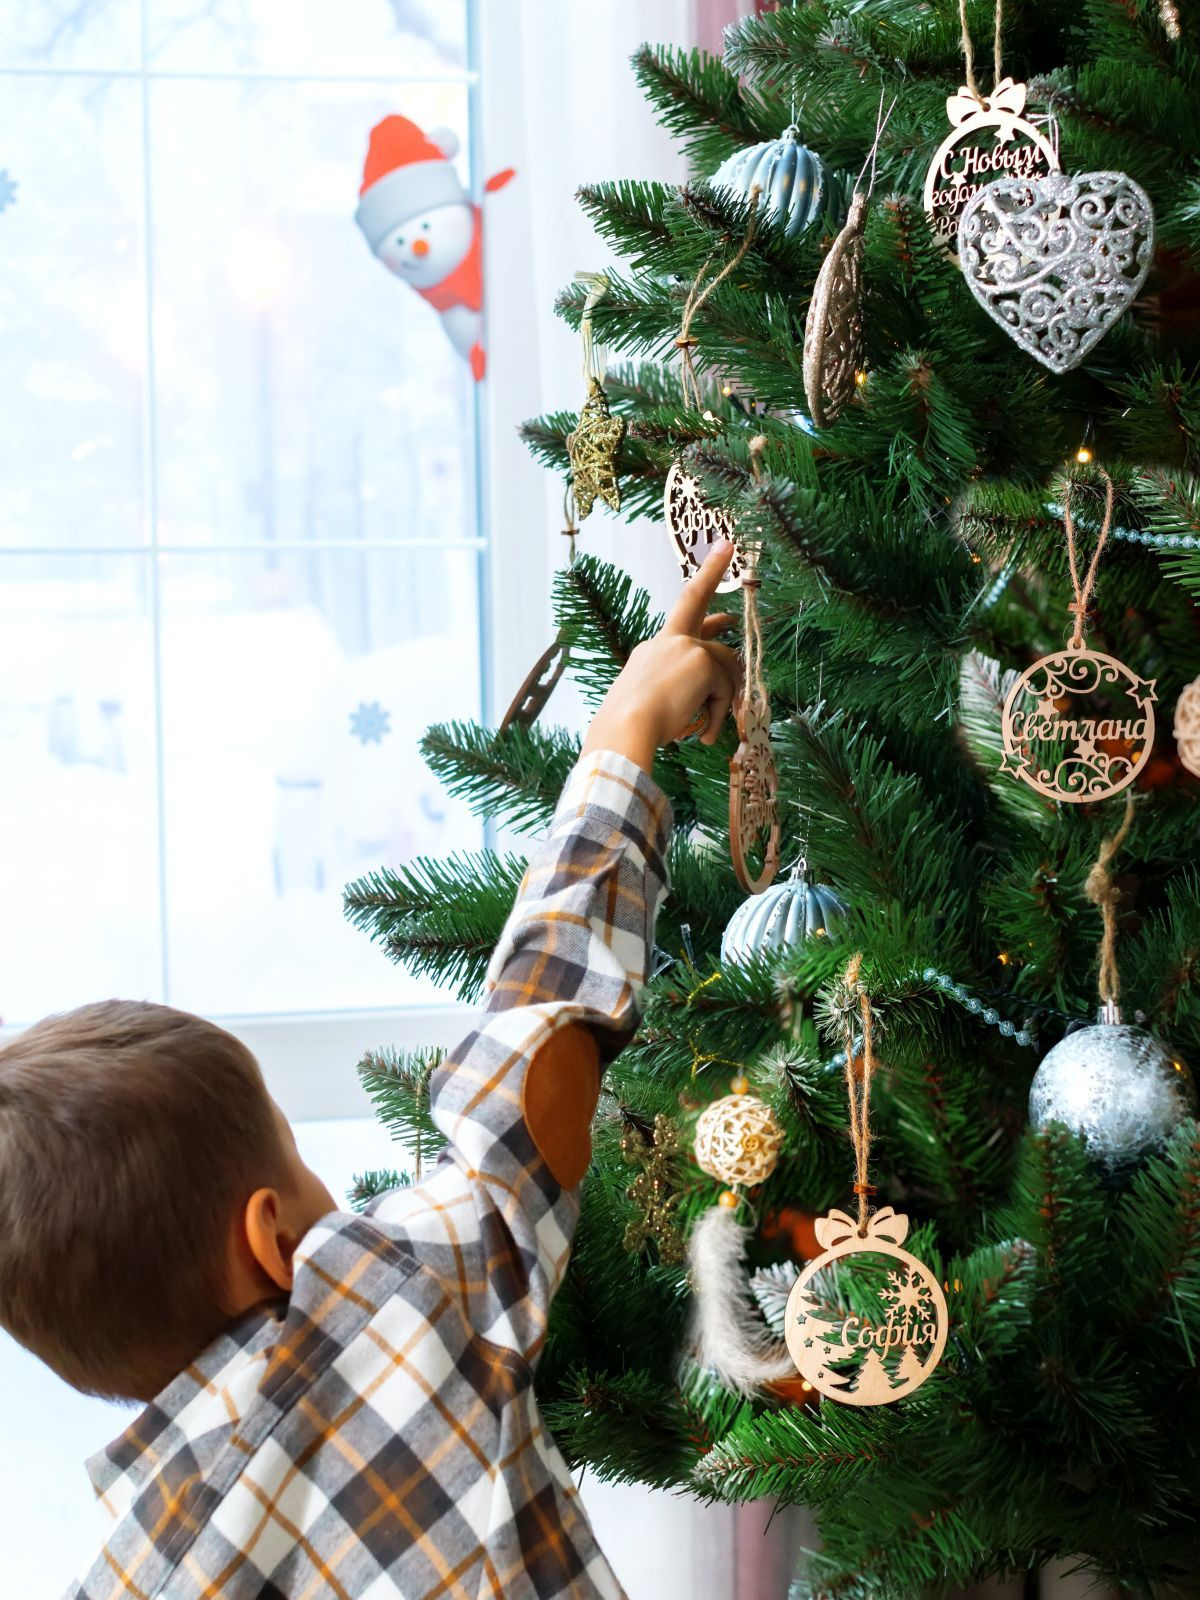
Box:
[69,751,671,1600]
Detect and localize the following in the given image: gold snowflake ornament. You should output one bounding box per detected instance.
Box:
[566,377,625,519]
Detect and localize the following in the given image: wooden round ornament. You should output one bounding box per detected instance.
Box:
[693,1086,785,1188]
[803,192,866,429]
[1173,677,1200,779]
[784,1207,948,1406]
[1000,642,1157,803]
[664,462,747,594]
[922,78,1058,255]
[729,689,780,893]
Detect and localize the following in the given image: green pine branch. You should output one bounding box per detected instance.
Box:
[343,850,526,999]
[420,720,580,835]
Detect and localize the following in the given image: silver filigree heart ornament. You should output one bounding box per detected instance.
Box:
[958,170,1155,373]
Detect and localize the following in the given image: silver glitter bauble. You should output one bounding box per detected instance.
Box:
[1028,1018,1196,1176]
[710,126,844,240]
[958,170,1155,374]
[721,874,845,966]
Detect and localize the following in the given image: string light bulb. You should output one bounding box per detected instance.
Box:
[854,369,868,387]
[1075,445,1093,464]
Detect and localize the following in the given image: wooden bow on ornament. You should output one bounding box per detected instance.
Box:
[814,1206,910,1250]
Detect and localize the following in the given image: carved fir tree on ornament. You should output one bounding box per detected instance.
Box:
[784,1208,948,1406]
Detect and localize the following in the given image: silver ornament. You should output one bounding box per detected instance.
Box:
[958,170,1155,373]
[710,126,843,240]
[1028,1012,1196,1176]
[721,873,845,966]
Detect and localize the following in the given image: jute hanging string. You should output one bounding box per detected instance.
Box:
[958,0,1004,105]
[838,951,878,1236]
[742,434,769,712]
[1084,794,1136,1008]
[676,185,761,413]
[1063,467,1116,649]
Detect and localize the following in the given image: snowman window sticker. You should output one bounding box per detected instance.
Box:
[354,115,515,381]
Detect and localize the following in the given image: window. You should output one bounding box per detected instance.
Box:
[0,0,485,1028]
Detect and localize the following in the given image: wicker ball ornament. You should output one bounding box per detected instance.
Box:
[1174,676,1200,778]
[710,126,843,240]
[693,1077,786,1189]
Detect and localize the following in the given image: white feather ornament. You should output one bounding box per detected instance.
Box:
[685,1205,795,1395]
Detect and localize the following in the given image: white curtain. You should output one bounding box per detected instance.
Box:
[476,6,815,1597]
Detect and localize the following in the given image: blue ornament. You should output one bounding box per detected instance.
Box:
[721,871,846,966]
[0,169,17,214]
[349,701,391,745]
[710,127,843,240]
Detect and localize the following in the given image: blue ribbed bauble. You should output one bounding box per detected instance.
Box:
[711,126,843,239]
[721,875,846,966]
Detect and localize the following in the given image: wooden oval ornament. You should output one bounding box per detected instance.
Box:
[664,461,746,594]
[729,690,780,894]
[784,1208,948,1406]
[803,192,866,429]
[499,636,570,733]
[1000,643,1157,803]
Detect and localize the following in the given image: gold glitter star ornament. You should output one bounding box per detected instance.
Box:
[566,377,625,520]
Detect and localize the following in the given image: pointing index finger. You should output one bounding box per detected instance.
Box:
[666,541,735,636]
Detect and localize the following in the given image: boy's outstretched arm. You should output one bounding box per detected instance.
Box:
[369,542,740,1360]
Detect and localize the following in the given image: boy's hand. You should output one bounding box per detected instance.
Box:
[580,542,742,775]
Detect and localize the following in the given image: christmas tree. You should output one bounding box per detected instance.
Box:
[344,4,1200,1594]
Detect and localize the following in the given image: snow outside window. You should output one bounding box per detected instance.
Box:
[0,0,484,1032]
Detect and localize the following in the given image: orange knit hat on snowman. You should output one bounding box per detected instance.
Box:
[354,115,469,254]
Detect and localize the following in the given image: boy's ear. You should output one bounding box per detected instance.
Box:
[243,1188,295,1292]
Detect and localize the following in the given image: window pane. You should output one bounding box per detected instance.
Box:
[0,78,145,550]
[0,0,139,71]
[0,555,161,1024]
[147,0,467,76]
[293,1115,408,1206]
[158,546,483,1015]
[148,77,476,550]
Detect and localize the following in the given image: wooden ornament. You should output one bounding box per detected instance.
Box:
[729,689,780,893]
[1000,643,1157,803]
[922,78,1058,255]
[566,377,625,519]
[803,192,866,429]
[784,1207,948,1406]
[693,1089,785,1189]
[1173,676,1200,779]
[498,636,569,733]
[664,461,746,594]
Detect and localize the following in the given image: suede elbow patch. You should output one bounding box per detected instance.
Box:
[522,1025,601,1189]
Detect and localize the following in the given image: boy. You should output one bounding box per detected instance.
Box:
[0,544,739,1600]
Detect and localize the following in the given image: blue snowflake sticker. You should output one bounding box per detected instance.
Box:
[349,700,391,745]
[0,170,17,214]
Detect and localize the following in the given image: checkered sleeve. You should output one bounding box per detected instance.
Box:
[421,749,671,1359]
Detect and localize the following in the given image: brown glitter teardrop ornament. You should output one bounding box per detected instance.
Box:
[803,193,866,429]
